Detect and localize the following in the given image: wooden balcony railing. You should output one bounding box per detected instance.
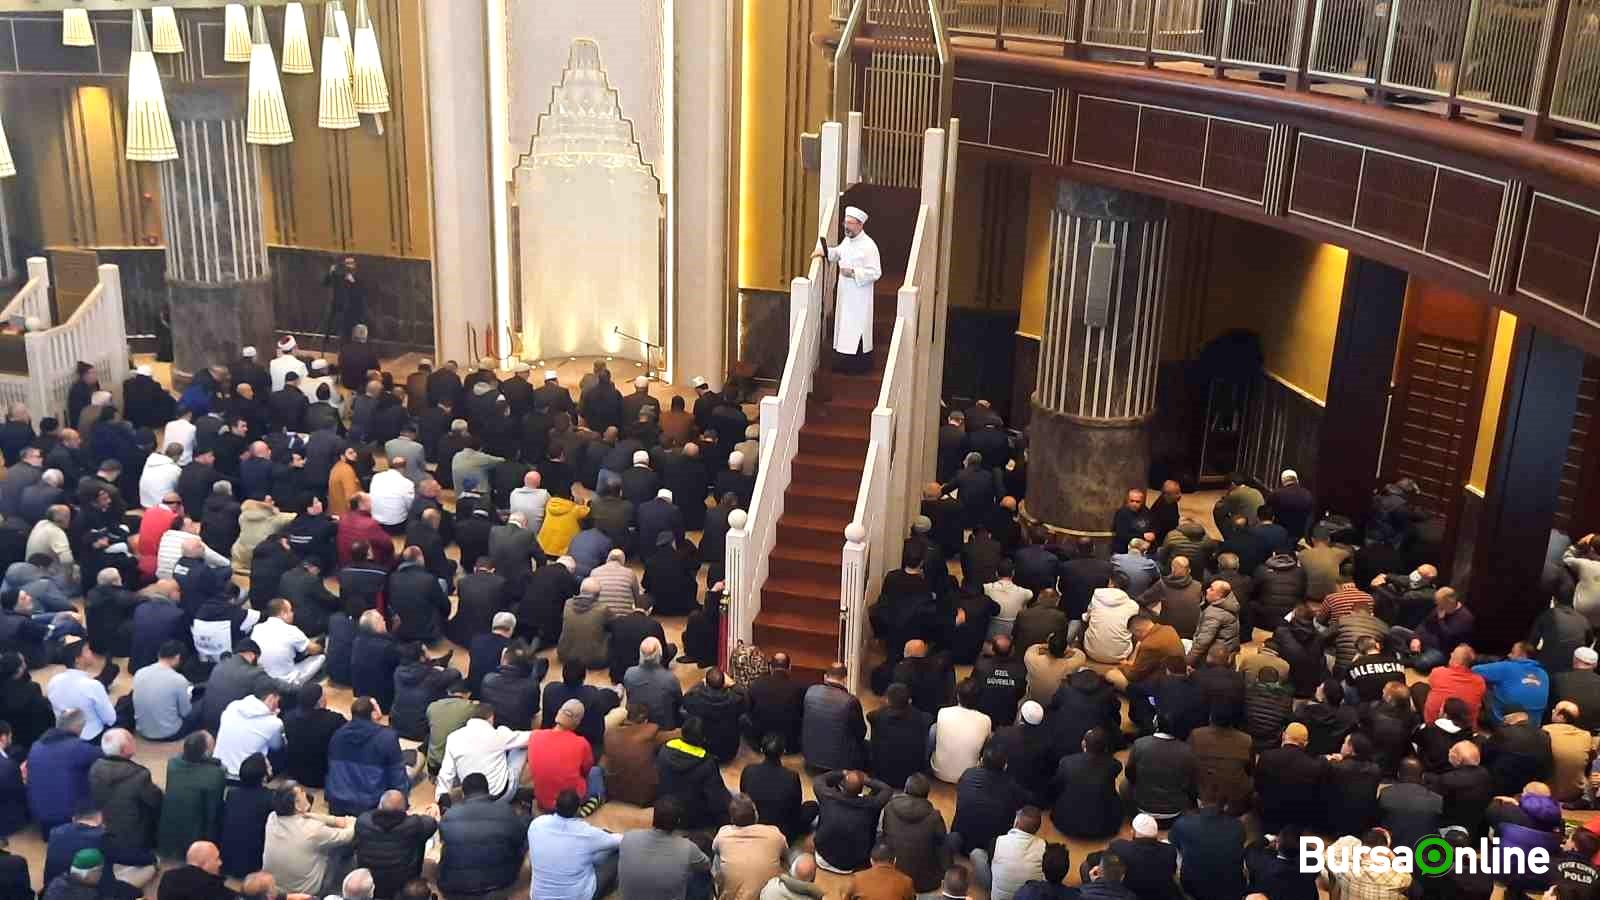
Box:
[831,0,1600,144]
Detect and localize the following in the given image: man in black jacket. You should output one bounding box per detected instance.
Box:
[951,746,1028,856]
[356,792,436,897]
[744,652,807,750]
[1253,722,1325,833]
[282,682,346,789]
[285,497,338,573]
[813,769,894,873]
[436,773,526,898]
[680,669,746,763]
[478,640,549,731]
[386,547,450,643]
[277,558,339,640]
[655,717,732,832]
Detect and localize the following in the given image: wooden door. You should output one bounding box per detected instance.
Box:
[1380,280,1497,570]
[1555,357,1600,536]
[46,248,100,323]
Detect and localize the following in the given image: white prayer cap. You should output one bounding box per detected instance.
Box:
[241,346,258,359]
[1577,647,1598,666]
[632,450,650,466]
[1133,814,1159,838]
[544,370,559,381]
[311,358,329,372]
[1020,700,1043,725]
[477,357,494,370]
[1281,469,1299,484]
[728,450,745,469]
[472,381,493,396]
[691,376,708,389]
[557,555,577,572]
[419,358,433,367]
[634,376,648,389]
[135,364,152,377]
[277,335,296,353]
[745,425,760,439]
[657,488,673,501]
[844,205,868,224]
[514,363,531,374]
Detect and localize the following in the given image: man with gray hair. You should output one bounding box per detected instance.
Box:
[329,867,377,900]
[27,505,76,582]
[1111,535,1161,598]
[760,853,821,900]
[488,511,543,592]
[88,727,163,888]
[592,548,645,617]
[526,698,604,814]
[353,791,436,898]
[624,636,682,729]
[17,468,65,525]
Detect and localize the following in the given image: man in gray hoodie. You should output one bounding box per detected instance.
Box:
[1082,573,1140,664]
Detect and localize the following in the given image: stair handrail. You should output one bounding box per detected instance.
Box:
[23,264,129,423]
[0,258,52,331]
[724,120,846,659]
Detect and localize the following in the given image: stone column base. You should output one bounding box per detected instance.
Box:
[1024,398,1150,535]
[168,276,275,382]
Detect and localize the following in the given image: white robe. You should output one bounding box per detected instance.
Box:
[827,231,882,355]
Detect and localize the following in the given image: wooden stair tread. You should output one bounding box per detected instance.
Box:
[763,575,842,601]
[770,544,846,566]
[800,419,872,440]
[755,610,841,634]
[791,453,866,471]
[777,511,853,533]
[786,481,860,502]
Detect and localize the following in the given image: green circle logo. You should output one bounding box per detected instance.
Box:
[1415,837,1454,876]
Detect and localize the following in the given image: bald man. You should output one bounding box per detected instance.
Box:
[156,841,232,900]
[353,790,438,897]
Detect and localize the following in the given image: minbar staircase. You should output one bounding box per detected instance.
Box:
[752,293,897,681]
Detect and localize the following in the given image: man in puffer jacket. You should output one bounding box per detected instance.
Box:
[655,717,732,832]
[88,728,163,877]
[1082,574,1140,664]
[1159,519,1216,577]
[326,697,415,815]
[813,769,894,873]
[1249,552,1306,636]
[1243,668,1294,753]
[1138,556,1203,639]
[479,640,549,730]
[877,773,950,894]
[801,665,867,772]
[1186,581,1241,667]
[354,789,438,898]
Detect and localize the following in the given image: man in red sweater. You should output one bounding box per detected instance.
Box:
[1423,643,1487,724]
[526,698,604,814]
[336,493,395,567]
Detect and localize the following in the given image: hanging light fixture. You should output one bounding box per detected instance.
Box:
[246,6,292,145]
[281,2,313,74]
[350,0,389,115]
[0,113,16,179]
[125,9,177,163]
[333,1,354,78]
[318,0,358,129]
[61,9,94,47]
[223,3,251,64]
[150,5,183,55]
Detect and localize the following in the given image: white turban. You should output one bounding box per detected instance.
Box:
[844,206,868,224]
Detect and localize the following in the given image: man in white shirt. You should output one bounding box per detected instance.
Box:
[508,470,550,534]
[436,706,533,802]
[977,807,1047,900]
[983,559,1033,639]
[156,528,228,581]
[214,687,285,778]
[269,335,309,392]
[369,461,415,528]
[930,679,991,783]
[161,408,197,466]
[251,599,325,687]
[138,444,184,509]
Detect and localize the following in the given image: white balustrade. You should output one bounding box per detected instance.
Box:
[0,263,130,424]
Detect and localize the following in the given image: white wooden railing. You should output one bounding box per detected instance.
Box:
[0,261,129,423]
[839,128,952,690]
[725,122,850,655]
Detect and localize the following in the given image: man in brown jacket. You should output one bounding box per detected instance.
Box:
[1105,614,1185,691]
[846,843,917,900]
[600,702,677,806]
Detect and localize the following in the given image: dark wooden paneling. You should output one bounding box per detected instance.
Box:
[1135,107,1207,186]
[1203,120,1270,203]
[93,247,164,339]
[1520,195,1600,316]
[1289,136,1362,225]
[1553,357,1600,533]
[268,248,434,355]
[953,79,994,145]
[1013,333,1038,429]
[12,19,96,72]
[736,288,790,381]
[1355,152,1436,249]
[1238,373,1324,494]
[1426,170,1502,274]
[1073,97,1139,170]
[989,84,1053,156]
[944,308,1019,419]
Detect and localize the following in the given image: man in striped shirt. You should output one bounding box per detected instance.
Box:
[1320,559,1374,625]
[591,548,645,617]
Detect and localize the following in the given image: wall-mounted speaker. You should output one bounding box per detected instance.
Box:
[1084,240,1116,327]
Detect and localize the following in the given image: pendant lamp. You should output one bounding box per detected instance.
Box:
[318,1,358,129]
[151,5,183,55]
[281,2,313,74]
[246,6,292,145]
[125,9,178,163]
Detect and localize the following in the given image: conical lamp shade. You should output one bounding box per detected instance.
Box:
[151,6,183,55]
[0,114,17,179]
[223,3,251,63]
[333,2,354,77]
[351,0,389,115]
[62,9,94,47]
[246,7,292,145]
[317,2,357,129]
[281,2,313,74]
[125,10,177,162]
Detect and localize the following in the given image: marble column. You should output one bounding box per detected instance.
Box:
[160,86,274,379]
[1026,180,1169,535]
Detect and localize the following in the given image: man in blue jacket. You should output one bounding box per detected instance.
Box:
[437,773,528,898]
[325,696,420,815]
[1474,641,1551,724]
[27,708,103,836]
